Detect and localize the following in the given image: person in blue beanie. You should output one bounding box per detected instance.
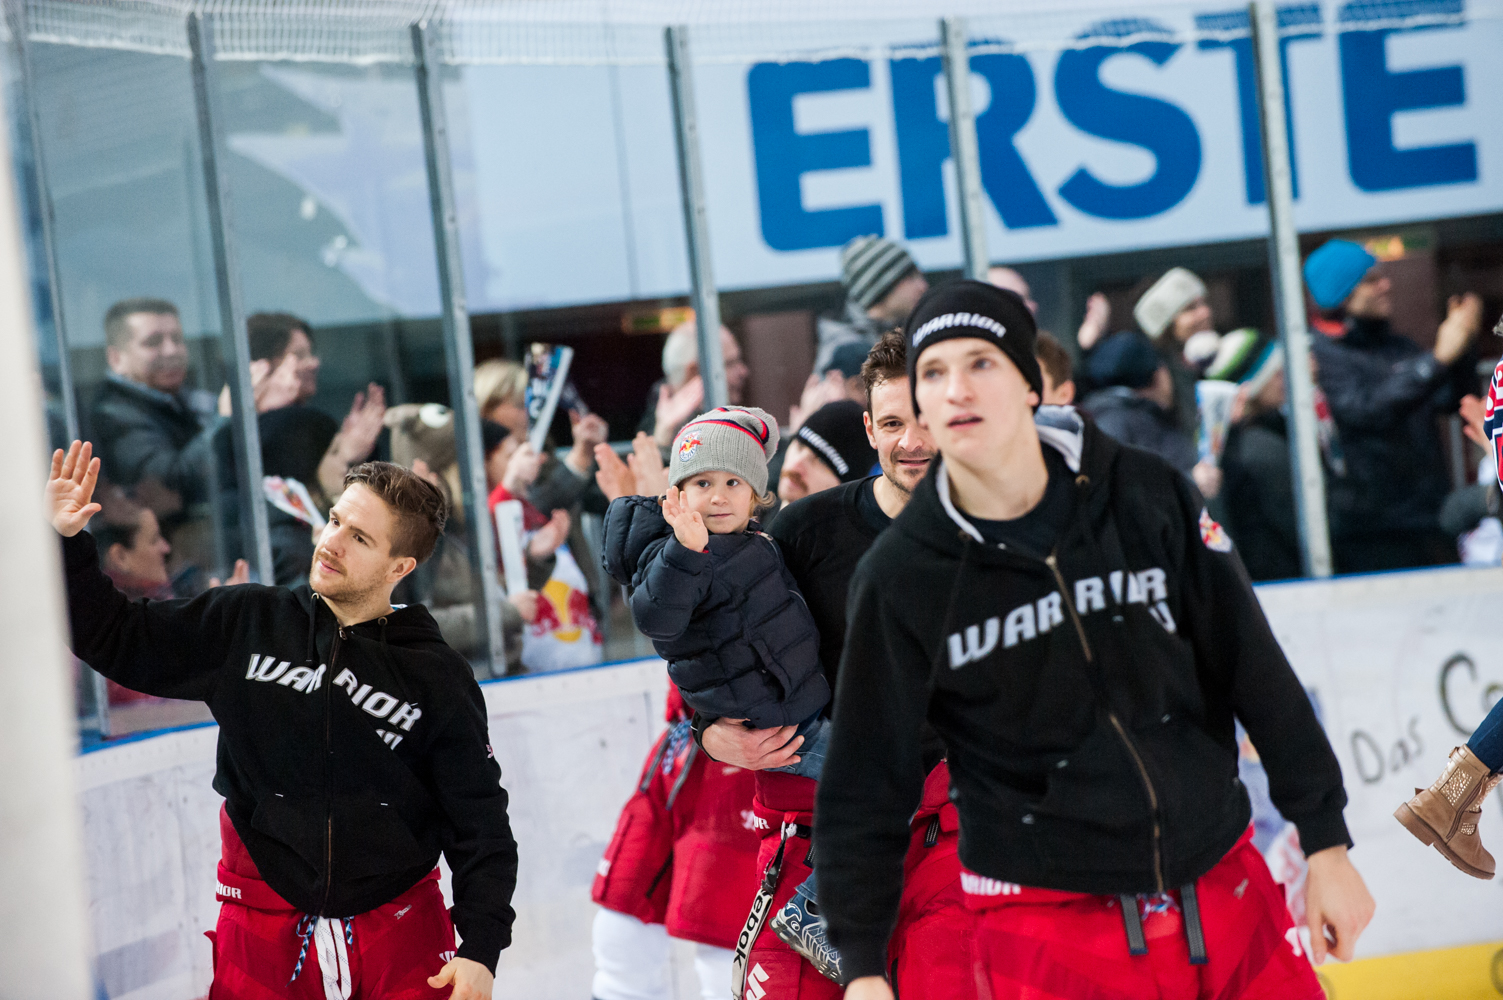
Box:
[1302,238,1485,573]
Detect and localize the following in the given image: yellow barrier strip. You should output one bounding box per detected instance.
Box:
[1317,941,1503,1000]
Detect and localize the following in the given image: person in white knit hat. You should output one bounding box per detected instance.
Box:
[1129,267,1218,437]
[1134,267,1216,357]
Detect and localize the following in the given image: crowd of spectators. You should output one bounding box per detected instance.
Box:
[71,230,1499,730]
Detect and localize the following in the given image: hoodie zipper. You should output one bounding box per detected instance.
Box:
[320,621,345,913]
[1044,552,1165,893]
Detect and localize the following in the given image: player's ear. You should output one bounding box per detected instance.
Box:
[387,555,418,584]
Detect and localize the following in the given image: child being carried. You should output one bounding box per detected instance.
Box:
[601,406,841,981]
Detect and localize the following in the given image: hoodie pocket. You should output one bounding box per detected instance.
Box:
[1030,725,1157,874]
[332,795,433,881]
[1134,718,1244,859]
[250,794,325,872]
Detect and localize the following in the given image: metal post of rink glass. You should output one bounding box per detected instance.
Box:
[665,25,729,411]
[412,21,507,674]
[188,13,274,582]
[941,17,989,281]
[1250,1,1333,578]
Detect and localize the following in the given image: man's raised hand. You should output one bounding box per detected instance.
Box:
[629,432,669,498]
[594,443,633,502]
[48,441,102,537]
[662,485,708,553]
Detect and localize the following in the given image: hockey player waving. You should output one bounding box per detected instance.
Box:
[48,441,517,1000]
[815,282,1375,1000]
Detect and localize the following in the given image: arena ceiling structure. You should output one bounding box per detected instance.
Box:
[15,0,1496,66]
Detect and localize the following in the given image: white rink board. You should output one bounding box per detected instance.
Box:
[75,566,1503,997]
[1257,564,1503,958]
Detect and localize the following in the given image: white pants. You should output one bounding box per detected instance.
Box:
[592,908,735,1000]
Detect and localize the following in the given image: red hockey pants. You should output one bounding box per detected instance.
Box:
[592,725,762,948]
[738,765,980,1000]
[207,806,457,1000]
[965,829,1324,1000]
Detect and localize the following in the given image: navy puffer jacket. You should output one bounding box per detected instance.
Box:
[602,495,827,728]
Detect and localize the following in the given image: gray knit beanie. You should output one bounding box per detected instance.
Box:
[842,235,919,310]
[668,406,781,496]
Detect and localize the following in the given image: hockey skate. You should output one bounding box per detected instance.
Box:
[1396,745,1502,880]
[769,879,844,982]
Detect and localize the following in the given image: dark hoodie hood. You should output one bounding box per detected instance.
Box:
[892,405,1119,561]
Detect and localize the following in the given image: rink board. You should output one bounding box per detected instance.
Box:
[75,564,1503,999]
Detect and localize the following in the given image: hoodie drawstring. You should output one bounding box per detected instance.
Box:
[290,914,357,1000]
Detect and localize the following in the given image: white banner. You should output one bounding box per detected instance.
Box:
[74,564,1503,997]
[458,2,1503,310]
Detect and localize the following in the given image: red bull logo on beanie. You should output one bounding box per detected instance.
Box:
[678,435,702,463]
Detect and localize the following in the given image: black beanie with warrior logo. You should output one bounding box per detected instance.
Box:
[903,279,1042,414]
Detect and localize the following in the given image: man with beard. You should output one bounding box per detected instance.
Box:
[50,442,517,1000]
[695,333,966,999]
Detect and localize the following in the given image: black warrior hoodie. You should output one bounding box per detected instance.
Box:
[814,408,1351,981]
[60,531,518,973]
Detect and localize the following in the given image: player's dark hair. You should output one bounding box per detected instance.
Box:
[103,298,179,348]
[247,312,315,364]
[1034,332,1073,390]
[344,462,449,563]
[859,330,909,412]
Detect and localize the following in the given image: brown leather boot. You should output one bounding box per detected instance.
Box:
[1396,746,1501,879]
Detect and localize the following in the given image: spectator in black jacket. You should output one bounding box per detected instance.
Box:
[1303,239,1484,573]
[1210,332,1303,581]
[1079,330,1199,477]
[208,313,388,580]
[89,298,219,530]
[245,312,386,511]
